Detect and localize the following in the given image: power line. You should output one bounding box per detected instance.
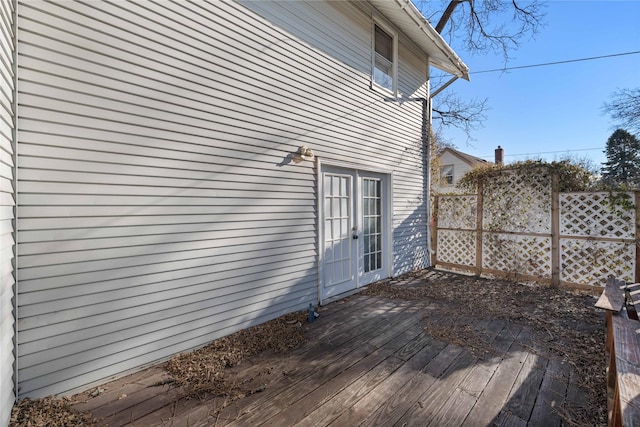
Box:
[478,147,605,159]
[469,50,640,75]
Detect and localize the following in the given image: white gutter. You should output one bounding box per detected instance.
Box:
[369,0,467,94]
[392,0,469,80]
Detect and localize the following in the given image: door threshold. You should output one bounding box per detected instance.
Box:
[321,287,368,306]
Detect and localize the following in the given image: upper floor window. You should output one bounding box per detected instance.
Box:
[441,165,454,185]
[372,23,397,94]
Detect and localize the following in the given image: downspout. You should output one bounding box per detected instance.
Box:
[425,74,459,268]
[11,0,19,400]
[423,93,432,268]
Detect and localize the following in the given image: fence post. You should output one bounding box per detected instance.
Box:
[431,195,439,268]
[551,173,560,287]
[635,191,640,283]
[475,180,483,276]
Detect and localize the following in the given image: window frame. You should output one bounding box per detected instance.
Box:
[371,20,398,96]
[440,164,454,186]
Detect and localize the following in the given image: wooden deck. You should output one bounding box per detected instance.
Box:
[71,290,592,426]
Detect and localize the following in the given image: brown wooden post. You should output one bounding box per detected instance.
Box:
[635,191,640,283]
[475,180,483,276]
[551,173,560,287]
[431,195,439,267]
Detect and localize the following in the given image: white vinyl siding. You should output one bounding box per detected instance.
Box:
[0,0,14,422]
[435,150,477,194]
[16,0,431,398]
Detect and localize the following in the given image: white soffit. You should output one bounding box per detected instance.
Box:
[368,0,470,80]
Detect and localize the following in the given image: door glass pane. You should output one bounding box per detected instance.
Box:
[324,174,352,285]
[340,175,348,196]
[332,176,340,197]
[362,178,382,273]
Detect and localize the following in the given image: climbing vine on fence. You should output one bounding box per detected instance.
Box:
[435,160,638,286]
[457,159,596,194]
[482,168,551,234]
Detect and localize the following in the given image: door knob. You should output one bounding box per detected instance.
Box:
[352,235,358,240]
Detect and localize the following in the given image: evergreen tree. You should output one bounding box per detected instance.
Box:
[602,129,640,187]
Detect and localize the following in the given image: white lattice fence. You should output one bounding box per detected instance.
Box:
[560,238,634,285]
[437,230,476,267]
[435,176,637,287]
[560,192,634,239]
[559,192,636,285]
[435,195,477,267]
[483,170,551,234]
[482,233,552,279]
[437,195,477,230]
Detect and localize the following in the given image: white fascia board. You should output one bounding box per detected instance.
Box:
[367,0,470,80]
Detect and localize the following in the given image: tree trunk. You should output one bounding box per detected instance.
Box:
[435,0,467,34]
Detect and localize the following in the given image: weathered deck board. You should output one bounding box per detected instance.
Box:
[422,320,509,426]
[67,289,595,427]
[395,350,478,425]
[224,305,429,426]
[360,343,466,427]
[528,357,570,427]
[281,353,405,427]
[289,328,436,427]
[500,351,549,421]
[320,335,442,427]
[72,367,169,413]
[460,326,529,427]
[398,319,518,427]
[595,277,626,312]
[611,314,640,426]
[221,307,423,426]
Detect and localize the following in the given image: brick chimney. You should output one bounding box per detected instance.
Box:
[495,146,504,166]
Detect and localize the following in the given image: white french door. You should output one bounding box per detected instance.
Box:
[320,165,390,301]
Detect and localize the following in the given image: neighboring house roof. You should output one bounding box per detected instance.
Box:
[440,147,491,166]
[368,0,469,80]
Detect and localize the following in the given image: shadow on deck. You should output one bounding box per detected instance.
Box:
[71,273,599,427]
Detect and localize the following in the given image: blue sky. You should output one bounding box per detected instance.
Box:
[432,0,640,169]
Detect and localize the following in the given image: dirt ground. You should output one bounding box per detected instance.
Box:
[11,268,607,426]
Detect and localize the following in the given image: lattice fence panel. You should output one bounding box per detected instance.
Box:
[437,230,476,267]
[560,192,635,239]
[560,238,634,285]
[437,195,477,230]
[482,233,552,279]
[483,170,551,234]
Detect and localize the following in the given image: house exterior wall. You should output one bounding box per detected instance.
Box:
[434,150,474,194]
[0,0,14,423]
[15,0,430,398]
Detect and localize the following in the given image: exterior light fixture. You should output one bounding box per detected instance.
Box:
[297,145,314,161]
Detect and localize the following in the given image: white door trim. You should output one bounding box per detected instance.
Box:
[317,158,394,305]
[318,158,395,175]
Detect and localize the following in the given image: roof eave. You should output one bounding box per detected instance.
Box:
[367,0,470,81]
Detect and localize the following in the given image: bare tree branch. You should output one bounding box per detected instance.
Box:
[414,0,545,137]
[420,0,545,61]
[432,94,489,138]
[603,88,640,135]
